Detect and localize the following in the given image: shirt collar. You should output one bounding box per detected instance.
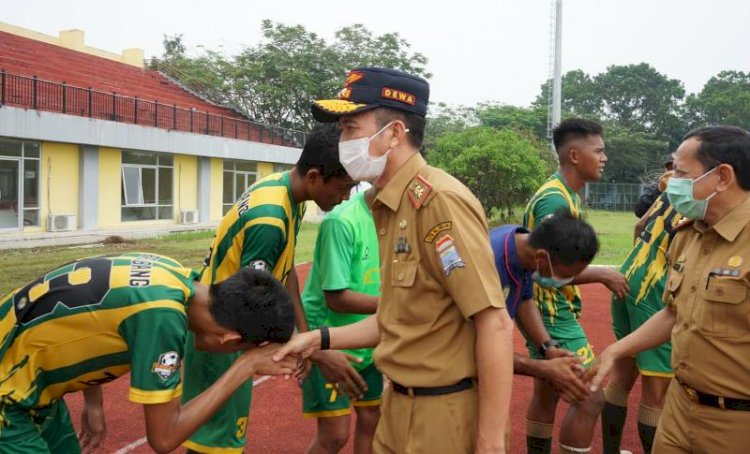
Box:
[501,226,527,278]
[375,153,427,212]
[695,193,750,241]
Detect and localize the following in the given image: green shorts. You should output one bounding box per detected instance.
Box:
[182,331,252,453]
[302,362,383,418]
[525,320,596,368]
[611,293,673,376]
[0,400,80,454]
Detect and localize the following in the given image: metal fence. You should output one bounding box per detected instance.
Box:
[0,70,305,148]
[583,182,646,212]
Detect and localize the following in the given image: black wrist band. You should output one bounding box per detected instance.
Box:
[539,339,561,357]
[320,326,330,351]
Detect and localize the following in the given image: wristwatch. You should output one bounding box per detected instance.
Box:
[539,339,562,358]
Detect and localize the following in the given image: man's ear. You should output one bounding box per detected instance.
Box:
[389,121,408,148]
[567,147,579,165]
[219,331,243,345]
[716,163,735,192]
[305,167,322,185]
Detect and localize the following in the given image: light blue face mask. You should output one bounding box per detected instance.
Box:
[665,167,718,220]
[532,253,574,289]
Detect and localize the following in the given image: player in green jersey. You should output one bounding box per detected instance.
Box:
[0,253,296,454]
[302,187,381,453]
[602,187,684,454]
[523,119,630,454]
[183,123,358,453]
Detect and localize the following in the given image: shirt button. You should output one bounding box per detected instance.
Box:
[379,228,386,236]
[689,285,696,292]
[679,361,687,369]
[683,323,689,329]
[397,272,405,280]
[702,248,711,255]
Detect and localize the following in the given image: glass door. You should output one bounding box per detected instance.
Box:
[0,158,20,230]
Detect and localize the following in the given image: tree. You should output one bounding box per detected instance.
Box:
[423,102,476,153]
[152,21,430,131]
[686,71,750,129]
[429,127,548,218]
[600,127,671,184]
[533,69,601,119]
[149,35,235,107]
[475,103,548,141]
[594,63,686,145]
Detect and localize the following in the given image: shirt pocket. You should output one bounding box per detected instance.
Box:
[703,277,749,338]
[664,268,684,306]
[391,260,432,324]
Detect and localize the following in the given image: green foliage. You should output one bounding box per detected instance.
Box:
[686,71,750,129]
[599,126,671,183]
[429,127,547,217]
[151,22,430,131]
[594,63,686,146]
[475,103,548,140]
[533,69,600,118]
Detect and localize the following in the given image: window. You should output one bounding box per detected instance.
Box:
[0,138,40,229]
[121,151,173,221]
[223,160,258,214]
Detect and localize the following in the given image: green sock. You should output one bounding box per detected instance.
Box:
[601,401,628,454]
[526,435,552,454]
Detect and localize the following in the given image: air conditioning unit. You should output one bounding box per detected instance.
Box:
[180,210,199,225]
[47,214,76,232]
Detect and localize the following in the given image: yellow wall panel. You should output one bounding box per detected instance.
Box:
[98,147,121,227]
[173,154,198,218]
[40,142,79,229]
[257,162,274,178]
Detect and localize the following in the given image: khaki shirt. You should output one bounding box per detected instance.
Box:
[665,194,750,398]
[370,153,505,387]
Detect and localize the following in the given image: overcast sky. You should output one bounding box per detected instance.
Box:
[4,0,748,107]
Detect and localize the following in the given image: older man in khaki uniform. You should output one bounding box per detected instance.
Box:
[588,125,750,453]
[275,67,514,453]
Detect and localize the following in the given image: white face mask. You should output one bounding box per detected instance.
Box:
[338,121,408,182]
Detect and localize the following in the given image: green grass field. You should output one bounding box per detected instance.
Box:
[0,211,634,296]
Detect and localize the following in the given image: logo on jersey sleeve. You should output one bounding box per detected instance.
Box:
[249,260,269,271]
[152,351,180,381]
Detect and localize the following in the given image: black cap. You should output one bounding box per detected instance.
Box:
[312,67,429,122]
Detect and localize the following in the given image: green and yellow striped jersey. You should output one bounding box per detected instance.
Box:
[523,171,583,325]
[0,253,198,412]
[618,193,682,306]
[201,171,305,285]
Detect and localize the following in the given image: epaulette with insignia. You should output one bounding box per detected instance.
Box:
[407,175,432,209]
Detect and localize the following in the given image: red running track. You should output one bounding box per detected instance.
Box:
[65,266,645,453]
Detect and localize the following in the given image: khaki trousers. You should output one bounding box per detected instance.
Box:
[373,386,478,453]
[655,379,750,453]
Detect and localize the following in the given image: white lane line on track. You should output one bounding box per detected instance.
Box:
[113,376,272,453]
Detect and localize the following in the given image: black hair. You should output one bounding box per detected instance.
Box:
[296,123,349,182]
[375,108,426,151]
[683,125,750,190]
[209,268,295,344]
[528,208,599,265]
[552,118,604,157]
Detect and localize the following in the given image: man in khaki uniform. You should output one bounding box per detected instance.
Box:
[588,125,750,453]
[275,67,514,453]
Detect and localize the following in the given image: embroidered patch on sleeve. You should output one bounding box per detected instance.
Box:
[152,351,180,381]
[436,234,465,276]
[424,221,452,243]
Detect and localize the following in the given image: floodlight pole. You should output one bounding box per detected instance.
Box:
[552,0,563,133]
